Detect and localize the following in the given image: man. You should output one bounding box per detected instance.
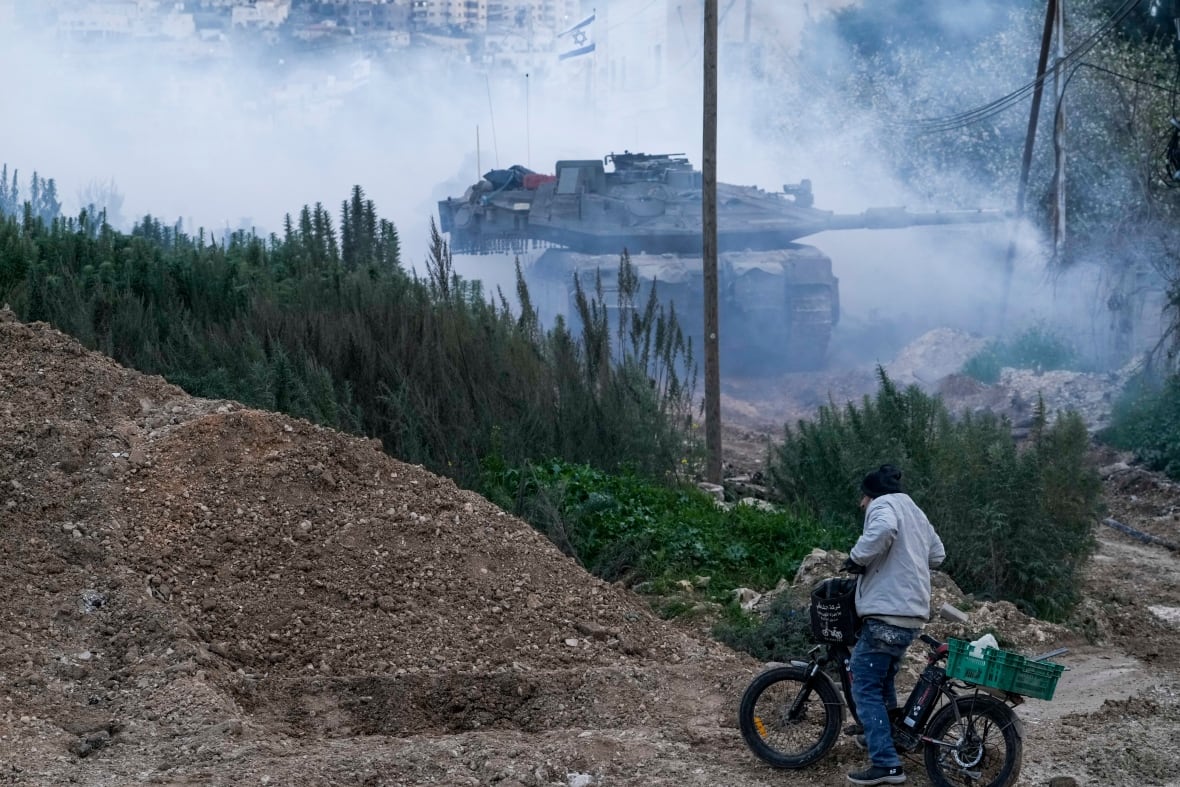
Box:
[842,464,945,786]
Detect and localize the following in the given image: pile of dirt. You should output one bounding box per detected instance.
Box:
[5,308,1180,786]
[0,310,758,785]
[884,327,989,389]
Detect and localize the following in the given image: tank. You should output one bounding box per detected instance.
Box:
[437,151,1004,372]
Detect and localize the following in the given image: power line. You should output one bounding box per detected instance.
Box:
[898,0,1145,134]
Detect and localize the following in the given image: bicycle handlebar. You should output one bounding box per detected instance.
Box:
[919,633,950,664]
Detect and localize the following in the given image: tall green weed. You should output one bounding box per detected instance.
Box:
[0,193,696,489]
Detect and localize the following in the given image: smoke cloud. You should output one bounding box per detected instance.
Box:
[1,1,1157,371]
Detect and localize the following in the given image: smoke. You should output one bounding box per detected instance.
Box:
[0,1,1155,371]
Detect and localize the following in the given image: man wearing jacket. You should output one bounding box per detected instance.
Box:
[842,464,945,786]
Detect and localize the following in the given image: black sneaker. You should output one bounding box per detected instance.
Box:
[852,733,867,750]
[847,764,906,785]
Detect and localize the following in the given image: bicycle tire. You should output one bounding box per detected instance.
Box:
[738,665,843,769]
[923,694,1023,787]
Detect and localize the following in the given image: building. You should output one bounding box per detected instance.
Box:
[56,0,197,40]
[486,0,579,35]
[409,0,487,34]
[231,0,290,28]
[407,0,584,40]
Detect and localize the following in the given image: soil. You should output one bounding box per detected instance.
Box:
[1,308,1178,786]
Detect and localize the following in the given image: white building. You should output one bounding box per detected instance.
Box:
[56,1,196,40]
[404,0,576,35]
[231,0,290,28]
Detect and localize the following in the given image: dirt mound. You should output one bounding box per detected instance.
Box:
[0,310,755,784]
[883,327,989,389]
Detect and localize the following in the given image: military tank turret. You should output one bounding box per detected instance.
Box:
[437,151,1005,372]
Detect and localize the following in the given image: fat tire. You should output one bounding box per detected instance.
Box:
[923,694,1023,787]
[738,665,842,769]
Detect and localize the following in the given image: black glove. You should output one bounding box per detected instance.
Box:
[840,557,866,575]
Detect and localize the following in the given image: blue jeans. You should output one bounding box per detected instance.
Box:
[850,618,917,768]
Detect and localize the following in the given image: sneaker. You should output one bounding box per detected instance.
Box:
[846,764,906,785]
[852,733,867,750]
[844,722,864,736]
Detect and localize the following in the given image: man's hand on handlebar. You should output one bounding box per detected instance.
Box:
[840,557,866,575]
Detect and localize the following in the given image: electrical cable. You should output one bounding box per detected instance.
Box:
[895,0,1145,134]
[1053,60,1180,185]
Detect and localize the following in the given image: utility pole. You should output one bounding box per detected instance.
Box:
[1052,0,1067,259]
[1001,0,1057,327]
[703,0,722,484]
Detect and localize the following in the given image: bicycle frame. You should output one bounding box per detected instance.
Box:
[791,635,1024,750]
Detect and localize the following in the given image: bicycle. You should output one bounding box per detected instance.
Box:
[738,608,1064,787]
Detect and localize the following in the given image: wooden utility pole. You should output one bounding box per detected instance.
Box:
[1000,0,1057,327]
[703,0,722,484]
[1051,0,1067,259]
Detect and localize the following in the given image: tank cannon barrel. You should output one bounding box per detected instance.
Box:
[822,207,1008,233]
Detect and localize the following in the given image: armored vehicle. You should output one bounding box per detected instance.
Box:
[437,152,1004,372]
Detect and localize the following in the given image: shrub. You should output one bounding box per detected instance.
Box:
[1101,372,1180,480]
[962,324,1080,384]
[768,369,1101,621]
[712,591,814,662]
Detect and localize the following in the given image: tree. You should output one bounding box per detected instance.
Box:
[0,165,17,216]
[78,177,126,229]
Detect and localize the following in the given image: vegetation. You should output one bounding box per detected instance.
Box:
[480,458,841,592]
[769,369,1102,621]
[962,324,1081,384]
[1103,372,1180,479]
[0,165,62,224]
[0,180,695,488]
[712,589,815,663]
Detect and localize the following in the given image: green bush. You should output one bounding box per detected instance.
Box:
[768,369,1101,621]
[479,459,843,593]
[962,324,1080,384]
[1101,372,1180,479]
[712,591,815,662]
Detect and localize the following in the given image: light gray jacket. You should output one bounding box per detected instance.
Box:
[850,492,946,626]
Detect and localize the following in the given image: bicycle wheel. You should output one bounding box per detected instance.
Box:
[738,665,843,769]
[923,694,1023,787]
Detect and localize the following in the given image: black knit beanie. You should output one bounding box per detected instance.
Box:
[861,464,903,498]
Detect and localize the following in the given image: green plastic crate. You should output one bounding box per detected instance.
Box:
[1007,658,1065,700]
[945,638,989,684]
[945,638,1065,701]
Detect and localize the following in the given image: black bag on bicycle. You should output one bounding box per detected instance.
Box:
[809,577,860,645]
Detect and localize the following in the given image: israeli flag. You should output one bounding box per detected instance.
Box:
[557,12,595,60]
